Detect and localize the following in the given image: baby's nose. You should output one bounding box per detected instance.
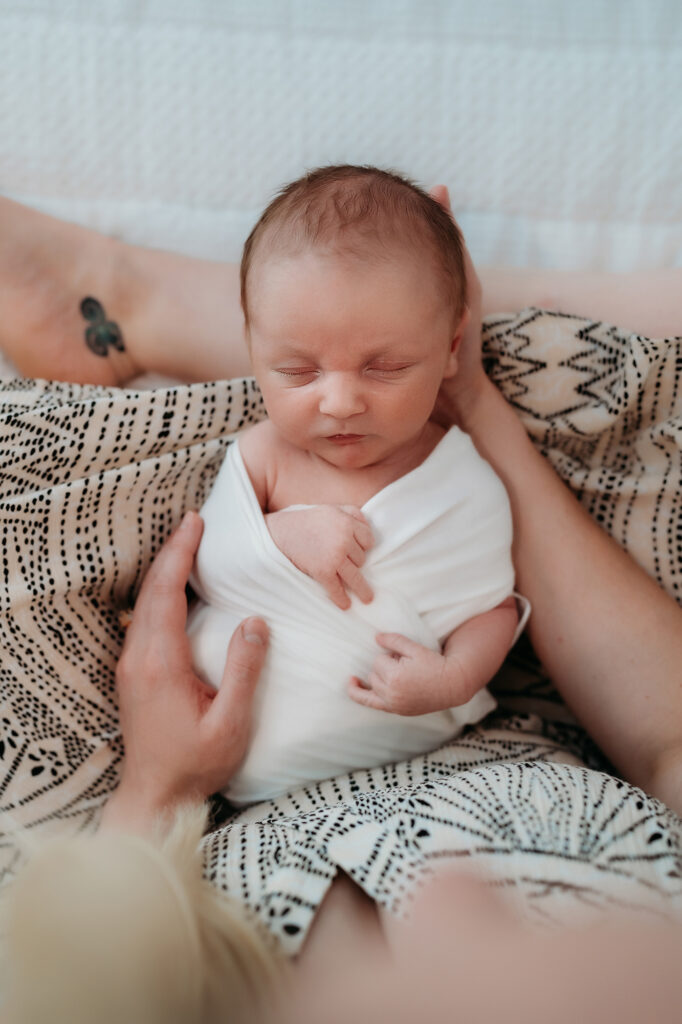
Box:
[319,375,365,417]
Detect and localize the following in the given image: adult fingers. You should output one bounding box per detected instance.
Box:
[208,617,269,736]
[131,511,204,639]
[429,184,452,216]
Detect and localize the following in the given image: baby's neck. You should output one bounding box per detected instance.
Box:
[267,420,447,512]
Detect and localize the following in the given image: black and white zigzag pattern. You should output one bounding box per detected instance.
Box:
[1,311,681,952]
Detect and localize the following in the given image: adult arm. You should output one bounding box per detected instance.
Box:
[100,510,269,835]
[460,373,682,813]
[428,194,682,813]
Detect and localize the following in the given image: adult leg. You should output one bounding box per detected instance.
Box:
[295,874,386,981]
[479,266,682,339]
[283,871,682,1024]
[0,197,251,385]
[4,197,679,386]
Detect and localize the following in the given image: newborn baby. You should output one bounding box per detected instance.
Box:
[187,165,525,804]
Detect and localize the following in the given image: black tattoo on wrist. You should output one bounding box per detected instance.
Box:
[80,297,125,357]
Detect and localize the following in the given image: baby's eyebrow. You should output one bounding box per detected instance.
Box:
[270,347,317,363]
[274,350,413,365]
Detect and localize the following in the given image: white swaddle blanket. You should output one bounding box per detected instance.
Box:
[188,426,515,804]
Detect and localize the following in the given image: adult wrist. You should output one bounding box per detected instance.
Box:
[99,774,202,836]
[456,374,501,435]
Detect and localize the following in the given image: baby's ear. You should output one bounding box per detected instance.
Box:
[443,307,470,378]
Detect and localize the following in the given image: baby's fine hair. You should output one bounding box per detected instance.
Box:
[241,164,467,330]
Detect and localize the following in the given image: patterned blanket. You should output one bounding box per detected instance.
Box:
[1,309,680,950]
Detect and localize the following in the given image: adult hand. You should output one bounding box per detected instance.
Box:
[429,184,486,427]
[102,510,268,832]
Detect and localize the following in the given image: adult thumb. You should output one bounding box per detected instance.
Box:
[429,183,451,213]
[210,617,269,729]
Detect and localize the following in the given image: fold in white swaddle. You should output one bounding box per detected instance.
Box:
[187,427,515,805]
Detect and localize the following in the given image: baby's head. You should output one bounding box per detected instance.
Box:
[241,164,467,334]
[240,165,469,465]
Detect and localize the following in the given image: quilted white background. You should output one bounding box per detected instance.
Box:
[0,0,681,271]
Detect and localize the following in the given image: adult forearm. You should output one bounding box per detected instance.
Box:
[461,377,682,810]
[98,774,201,836]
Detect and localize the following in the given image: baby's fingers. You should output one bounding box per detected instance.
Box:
[323,574,352,610]
[338,561,373,604]
[346,535,368,568]
[340,505,374,551]
[353,521,374,552]
[348,676,386,710]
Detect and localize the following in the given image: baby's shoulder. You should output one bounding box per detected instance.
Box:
[236,420,281,509]
[238,419,275,458]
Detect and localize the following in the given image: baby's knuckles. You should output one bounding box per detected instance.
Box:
[387,682,424,716]
[376,663,417,716]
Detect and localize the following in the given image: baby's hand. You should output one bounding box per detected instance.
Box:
[265,505,374,610]
[348,633,458,716]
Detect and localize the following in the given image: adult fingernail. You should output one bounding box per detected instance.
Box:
[180,510,197,530]
[243,618,265,645]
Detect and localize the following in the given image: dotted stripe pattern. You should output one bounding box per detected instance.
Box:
[0,377,264,875]
[1,311,681,949]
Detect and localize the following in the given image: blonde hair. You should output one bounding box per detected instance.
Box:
[2,803,286,1024]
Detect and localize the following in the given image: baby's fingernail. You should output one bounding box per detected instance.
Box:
[180,510,197,530]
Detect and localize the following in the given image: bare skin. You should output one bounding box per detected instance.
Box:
[2,195,680,388]
[479,264,682,339]
[2,192,681,811]
[99,513,385,969]
[279,869,682,1024]
[0,196,250,385]
[2,194,681,988]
